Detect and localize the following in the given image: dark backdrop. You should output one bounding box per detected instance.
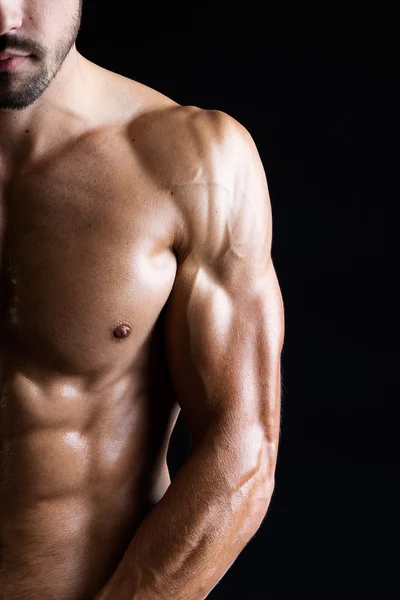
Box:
[77,4,397,599]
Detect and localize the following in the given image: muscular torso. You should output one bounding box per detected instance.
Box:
[0,66,186,599]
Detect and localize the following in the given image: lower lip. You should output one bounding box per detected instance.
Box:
[0,56,29,71]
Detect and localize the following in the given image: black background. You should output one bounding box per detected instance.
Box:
[78,4,398,598]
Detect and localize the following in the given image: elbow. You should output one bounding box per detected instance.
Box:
[230,444,276,529]
[254,474,275,516]
[229,434,277,500]
[234,475,275,544]
[255,440,277,517]
[249,476,276,536]
[246,442,277,528]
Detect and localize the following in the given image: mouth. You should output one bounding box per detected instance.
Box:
[0,54,30,72]
[0,51,30,60]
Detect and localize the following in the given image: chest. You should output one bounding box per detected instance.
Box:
[0,139,178,375]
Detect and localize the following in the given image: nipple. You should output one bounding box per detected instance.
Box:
[112,323,132,341]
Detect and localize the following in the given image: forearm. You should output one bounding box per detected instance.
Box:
[98,423,276,600]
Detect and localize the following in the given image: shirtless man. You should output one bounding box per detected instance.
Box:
[0,1,284,599]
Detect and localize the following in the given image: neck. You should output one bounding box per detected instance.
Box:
[0,47,95,172]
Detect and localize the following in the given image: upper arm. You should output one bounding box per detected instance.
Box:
[163,110,284,479]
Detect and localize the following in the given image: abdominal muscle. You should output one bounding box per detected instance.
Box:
[0,339,177,600]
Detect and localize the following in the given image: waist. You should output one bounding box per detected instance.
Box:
[0,490,147,600]
[0,345,173,598]
[0,412,170,599]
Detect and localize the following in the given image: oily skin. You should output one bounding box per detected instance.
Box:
[0,2,284,599]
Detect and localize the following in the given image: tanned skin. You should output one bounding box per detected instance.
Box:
[0,2,284,599]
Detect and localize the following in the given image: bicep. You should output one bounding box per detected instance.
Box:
[164,239,284,459]
[163,109,284,468]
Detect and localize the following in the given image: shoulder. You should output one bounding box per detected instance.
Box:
[129,103,267,260]
[103,61,259,185]
[92,59,256,167]
[131,103,257,183]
